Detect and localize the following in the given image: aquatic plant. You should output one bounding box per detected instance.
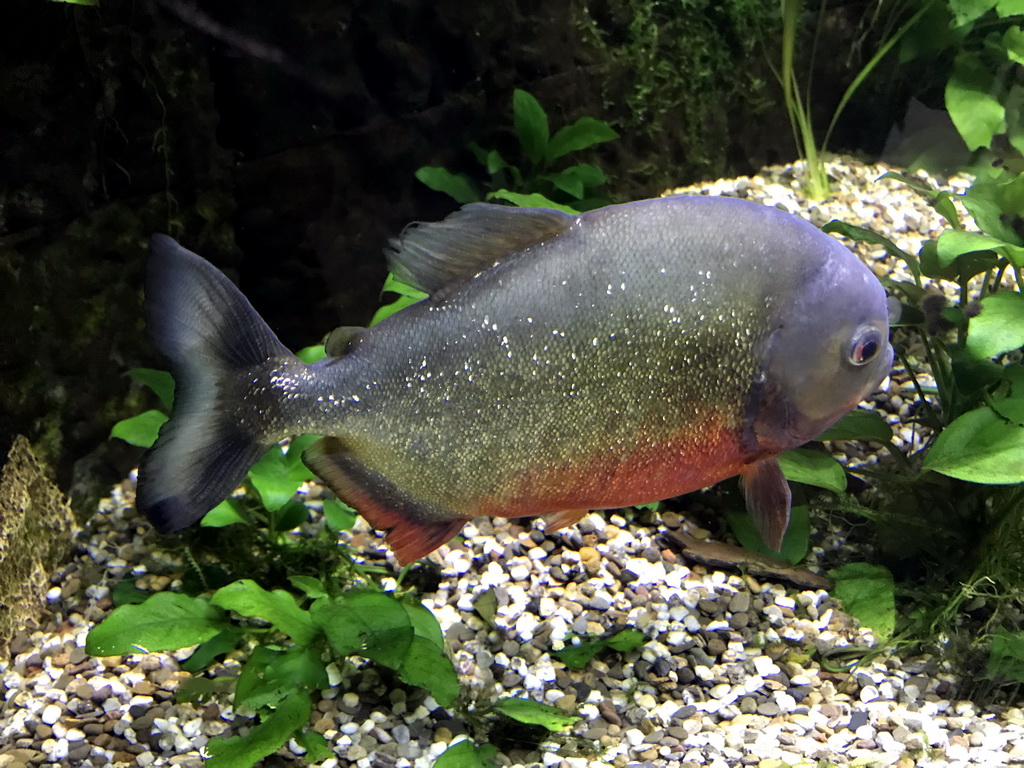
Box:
[824,165,1024,685]
[415,88,618,214]
[777,0,936,199]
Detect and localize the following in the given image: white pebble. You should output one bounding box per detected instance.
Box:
[40,704,62,725]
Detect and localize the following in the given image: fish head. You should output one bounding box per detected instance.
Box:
[752,237,893,451]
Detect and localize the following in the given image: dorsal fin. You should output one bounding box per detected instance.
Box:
[385,203,577,293]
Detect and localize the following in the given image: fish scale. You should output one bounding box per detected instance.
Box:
[137,196,892,564]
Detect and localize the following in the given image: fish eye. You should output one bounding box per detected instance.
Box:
[849,326,883,366]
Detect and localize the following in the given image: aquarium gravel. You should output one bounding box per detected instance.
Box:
[3,157,1023,768]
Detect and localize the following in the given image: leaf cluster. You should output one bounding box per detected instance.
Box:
[86,580,457,767]
[416,89,618,214]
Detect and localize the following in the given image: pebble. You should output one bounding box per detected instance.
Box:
[2,158,1020,768]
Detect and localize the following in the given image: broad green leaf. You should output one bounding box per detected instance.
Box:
[322,497,357,531]
[818,409,893,444]
[555,628,646,669]
[293,730,333,763]
[830,562,895,642]
[967,292,1024,359]
[110,410,167,448]
[414,167,480,204]
[542,164,608,199]
[128,368,175,408]
[997,0,1024,16]
[988,630,1024,682]
[484,149,511,176]
[821,220,920,281]
[234,646,327,712]
[111,579,149,607]
[951,347,1007,393]
[181,629,242,674]
[396,635,459,705]
[272,499,310,531]
[288,575,328,600]
[211,579,316,646]
[1005,25,1024,65]
[312,592,413,664]
[778,449,847,494]
[371,273,429,326]
[947,51,1005,151]
[311,592,457,705]
[206,688,311,768]
[175,676,235,703]
[947,0,1000,25]
[546,117,619,161]
[201,499,246,528]
[726,504,810,565]
[923,401,1024,483]
[435,740,499,768]
[513,89,549,165]
[493,697,579,731]
[247,440,317,512]
[936,230,1007,264]
[86,592,226,656]
[295,345,326,364]
[964,172,1024,247]
[487,189,579,213]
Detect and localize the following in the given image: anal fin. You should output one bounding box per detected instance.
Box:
[739,456,791,551]
[544,508,590,533]
[303,437,465,565]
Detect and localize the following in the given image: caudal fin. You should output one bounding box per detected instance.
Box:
[136,235,294,533]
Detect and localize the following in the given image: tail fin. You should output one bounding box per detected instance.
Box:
[136,235,295,533]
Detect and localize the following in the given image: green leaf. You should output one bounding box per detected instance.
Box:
[85,592,227,656]
[818,409,893,444]
[201,498,247,528]
[293,730,334,763]
[726,504,810,565]
[234,645,328,712]
[829,562,895,642]
[542,164,608,199]
[110,410,167,448]
[513,89,549,165]
[288,575,328,600]
[206,688,311,768]
[371,274,429,326]
[272,499,310,531]
[821,220,920,281]
[967,292,1024,359]
[963,172,1024,247]
[181,629,242,674]
[947,0,1000,26]
[415,167,480,204]
[777,449,847,494]
[247,440,317,512]
[487,190,580,213]
[211,579,316,646]
[923,401,1024,483]
[988,630,1024,682]
[1004,25,1024,65]
[555,628,646,669]
[493,697,579,731]
[295,345,326,364]
[311,592,458,705]
[128,368,175,409]
[322,497,357,531]
[997,1,1024,17]
[434,740,500,768]
[947,51,1005,151]
[546,117,619,161]
[474,588,498,629]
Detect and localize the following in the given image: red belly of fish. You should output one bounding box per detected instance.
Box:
[474,418,755,519]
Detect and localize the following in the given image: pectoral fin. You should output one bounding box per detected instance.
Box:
[739,456,791,551]
[544,508,590,532]
[303,437,465,564]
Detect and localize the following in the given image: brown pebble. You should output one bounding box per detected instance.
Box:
[132,681,157,696]
[201,703,221,721]
[579,546,601,575]
[94,733,112,748]
[35,724,53,739]
[597,698,621,726]
[312,716,333,734]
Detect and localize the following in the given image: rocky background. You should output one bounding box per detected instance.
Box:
[0,0,940,520]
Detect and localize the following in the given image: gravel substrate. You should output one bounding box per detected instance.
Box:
[4,157,1023,768]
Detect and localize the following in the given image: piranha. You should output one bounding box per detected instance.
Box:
[137,196,892,565]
